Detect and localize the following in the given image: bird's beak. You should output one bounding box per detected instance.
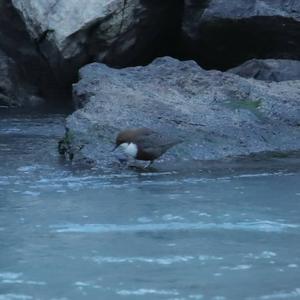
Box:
[112,145,119,152]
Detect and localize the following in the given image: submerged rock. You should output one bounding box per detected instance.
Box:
[61,57,300,167]
[228,59,300,82]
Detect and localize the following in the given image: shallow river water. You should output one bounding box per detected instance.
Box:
[0,110,300,300]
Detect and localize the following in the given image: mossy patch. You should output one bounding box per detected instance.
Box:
[224,98,263,119]
[58,129,75,160]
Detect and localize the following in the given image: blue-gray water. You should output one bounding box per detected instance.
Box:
[1,110,300,300]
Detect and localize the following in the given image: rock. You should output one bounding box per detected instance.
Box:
[61,57,300,168]
[228,59,300,82]
[182,0,300,69]
[10,0,182,84]
[0,49,43,107]
[0,0,58,106]
[200,0,300,21]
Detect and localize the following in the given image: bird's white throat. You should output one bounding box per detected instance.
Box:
[120,142,138,158]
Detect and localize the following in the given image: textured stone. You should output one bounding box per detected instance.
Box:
[0,0,59,106]
[182,0,300,69]
[61,57,300,168]
[228,59,300,82]
[10,0,182,83]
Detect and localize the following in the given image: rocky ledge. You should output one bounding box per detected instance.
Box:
[59,57,300,168]
[228,59,300,82]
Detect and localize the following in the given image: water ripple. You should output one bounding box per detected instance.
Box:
[116,288,179,296]
[89,255,194,265]
[50,220,299,234]
[247,288,300,299]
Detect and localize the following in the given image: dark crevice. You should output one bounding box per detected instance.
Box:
[0,0,72,108]
[179,16,300,70]
[89,0,185,68]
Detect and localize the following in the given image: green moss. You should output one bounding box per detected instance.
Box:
[58,129,74,160]
[270,152,290,158]
[224,98,263,118]
[225,98,261,110]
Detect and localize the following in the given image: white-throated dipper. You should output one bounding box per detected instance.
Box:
[113,128,181,166]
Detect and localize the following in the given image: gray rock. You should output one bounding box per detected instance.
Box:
[228,59,300,82]
[182,0,300,69]
[10,0,182,84]
[0,0,58,105]
[200,0,300,21]
[61,57,300,168]
[0,49,43,107]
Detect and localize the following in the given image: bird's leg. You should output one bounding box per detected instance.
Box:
[145,160,154,168]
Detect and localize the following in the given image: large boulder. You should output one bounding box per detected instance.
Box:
[228,59,300,82]
[10,0,182,84]
[0,0,62,106]
[182,0,300,69]
[0,0,46,83]
[60,57,300,168]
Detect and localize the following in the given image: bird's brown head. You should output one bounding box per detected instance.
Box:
[113,129,134,151]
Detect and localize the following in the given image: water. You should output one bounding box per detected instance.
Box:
[1,110,300,300]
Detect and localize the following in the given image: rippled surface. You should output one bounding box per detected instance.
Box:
[1,110,300,300]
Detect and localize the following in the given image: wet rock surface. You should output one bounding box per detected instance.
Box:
[62,57,300,167]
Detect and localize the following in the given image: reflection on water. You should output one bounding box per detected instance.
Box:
[1,110,300,300]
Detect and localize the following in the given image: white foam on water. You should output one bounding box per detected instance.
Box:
[198,213,211,217]
[247,288,300,299]
[74,281,101,289]
[90,255,194,265]
[17,165,39,172]
[0,295,33,300]
[1,128,22,134]
[0,272,46,286]
[140,171,177,177]
[23,191,40,197]
[221,264,252,271]
[287,264,298,268]
[1,279,46,285]
[246,251,277,259]
[162,214,185,221]
[116,289,179,296]
[0,273,22,280]
[51,220,299,233]
[232,172,294,179]
[189,295,204,299]
[198,255,223,261]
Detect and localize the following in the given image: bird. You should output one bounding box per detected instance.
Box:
[113,128,182,167]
